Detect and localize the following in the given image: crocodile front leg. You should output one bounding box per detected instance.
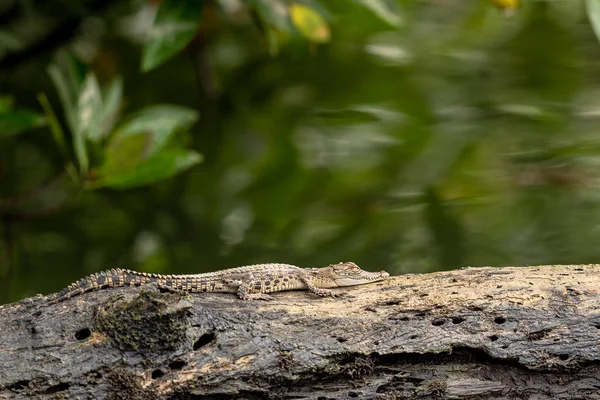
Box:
[223,278,275,301]
[299,275,336,298]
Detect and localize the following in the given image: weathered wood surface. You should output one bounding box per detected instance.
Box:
[2,264,600,399]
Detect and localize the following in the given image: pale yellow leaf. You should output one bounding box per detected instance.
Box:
[289,3,330,44]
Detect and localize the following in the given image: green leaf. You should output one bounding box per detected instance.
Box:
[0,109,46,137]
[71,120,89,173]
[98,104,199,188]
[353,0,403,27]
[289,3,330,43]
[111,104,199,157]
[0,95,45,137]
[98,77,123,140]
[49,63,89,172]
[587,0,600,44]
[48,56,124,175]
[37,93,79,181]
[48,53,86,135]
[141,0,203,72]
[77,73,104,142]
[100,149,202,189]
[100,131,153,178]
[47,54,91,174]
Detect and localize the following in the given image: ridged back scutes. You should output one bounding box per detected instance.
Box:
[151,263,303,279]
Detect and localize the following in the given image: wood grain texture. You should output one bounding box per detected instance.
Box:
[2,264,600,399]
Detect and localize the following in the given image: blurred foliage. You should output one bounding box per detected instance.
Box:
[2,0,600,304]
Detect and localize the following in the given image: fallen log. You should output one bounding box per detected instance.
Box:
[2,264,600,399]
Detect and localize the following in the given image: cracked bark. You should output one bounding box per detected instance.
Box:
[2,264,600,399]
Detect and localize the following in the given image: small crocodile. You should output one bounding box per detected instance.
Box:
[47,262,390,303]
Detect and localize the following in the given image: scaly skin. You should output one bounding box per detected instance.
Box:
[47,262,390,303]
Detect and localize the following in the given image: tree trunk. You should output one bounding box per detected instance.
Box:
[2,264,600,399]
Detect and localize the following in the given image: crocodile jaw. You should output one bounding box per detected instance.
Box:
[334,270,390,287]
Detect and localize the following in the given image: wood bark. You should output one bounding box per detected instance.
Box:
[2,264,600,399]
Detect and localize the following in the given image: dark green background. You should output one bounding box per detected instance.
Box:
[2,0,600,304]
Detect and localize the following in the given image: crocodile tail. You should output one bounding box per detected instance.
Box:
[47,268,156,304]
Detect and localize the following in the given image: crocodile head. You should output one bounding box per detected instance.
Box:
[313,262,390,287]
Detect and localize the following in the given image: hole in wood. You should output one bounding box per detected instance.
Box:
[384,300,402,306]
[431,319,445,326]
[489,335,499,342]
[348,392,359,398]
[194,332,215,350]
[8,380,30,390]
[451,317,465,324]
[336,337,348,343]
[74,328,91,341]
[409,334,418,340]
[151,369,164,379]
[45,383,69,394]
[558,354,569,361]
[168,360,186,370]
[494,316,506,324]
